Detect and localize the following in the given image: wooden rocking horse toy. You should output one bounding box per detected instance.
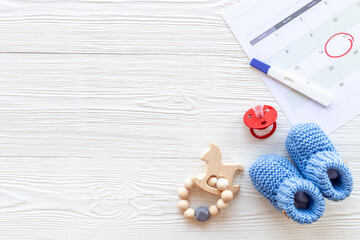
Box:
[192,142,244,196]
[177,143,244,222]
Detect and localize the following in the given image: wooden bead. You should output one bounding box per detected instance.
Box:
[177,200,189,211]
[184,208,195,219]
[208,205,220,216]
[217,199,229,210]
[221,190,233,202]
[184,178,195,190]
[207,176,218,187]
[216,178,229,191]
[178,187,189,199]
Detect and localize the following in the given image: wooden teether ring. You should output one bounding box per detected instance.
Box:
[178,177,234,222]
[177,143,244,222]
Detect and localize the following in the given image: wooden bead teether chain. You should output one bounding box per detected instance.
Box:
[177,143,244,222]
[178,177,235,221]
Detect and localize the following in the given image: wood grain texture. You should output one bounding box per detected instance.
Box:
[192,142,244,195]
[0,0,359,239]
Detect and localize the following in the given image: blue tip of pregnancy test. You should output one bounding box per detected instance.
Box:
[250,58,271,74]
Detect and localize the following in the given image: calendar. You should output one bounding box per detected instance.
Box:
[224,0,360,133]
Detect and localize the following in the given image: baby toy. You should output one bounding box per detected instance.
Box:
[177,143,244,222]
[243,104,277,139]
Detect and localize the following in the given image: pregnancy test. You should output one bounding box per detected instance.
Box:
[250,58,333,107]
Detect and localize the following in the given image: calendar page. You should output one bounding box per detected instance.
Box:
[224,0,360,133]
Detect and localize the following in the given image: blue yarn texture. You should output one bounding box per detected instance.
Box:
[286,123,353,201]
[249,154,325,224]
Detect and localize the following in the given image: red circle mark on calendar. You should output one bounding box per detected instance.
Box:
[325,33,354,58]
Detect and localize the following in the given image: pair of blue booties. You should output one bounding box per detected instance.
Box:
[249,123,353,224]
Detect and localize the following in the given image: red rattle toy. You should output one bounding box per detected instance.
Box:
[243,105,278,139]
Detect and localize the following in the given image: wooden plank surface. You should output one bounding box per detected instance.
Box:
[0,0,359,239]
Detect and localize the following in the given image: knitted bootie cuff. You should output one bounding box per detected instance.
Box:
[276,177,325,224]
[305,151,353,201]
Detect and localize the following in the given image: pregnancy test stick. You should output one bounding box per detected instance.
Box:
[250,58,333,107]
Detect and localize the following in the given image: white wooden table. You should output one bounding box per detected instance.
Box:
[0,0,359,239]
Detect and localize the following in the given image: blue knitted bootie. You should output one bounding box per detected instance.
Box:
[249,155,325,224]
[286,123,353,201]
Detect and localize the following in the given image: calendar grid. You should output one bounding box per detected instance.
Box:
[260,0,360,112]
[224,0,360,133]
